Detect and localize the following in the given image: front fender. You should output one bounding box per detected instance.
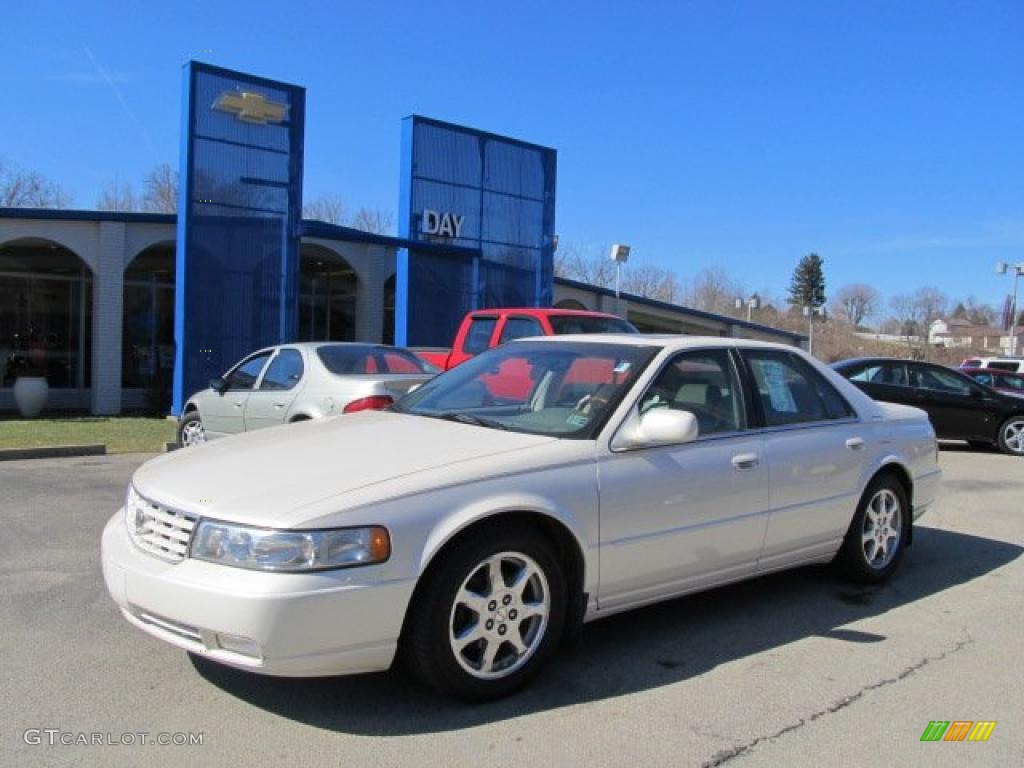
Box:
[418,490,597,598]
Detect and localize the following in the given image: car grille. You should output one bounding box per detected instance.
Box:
[128,494,197,562]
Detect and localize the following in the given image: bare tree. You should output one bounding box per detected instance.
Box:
[622,263,681,303]
[97,178,140,211]
[963,296,996,326]
[831,283,880,327]
[303,195,347,225]
[685,267,743,315]
[553,243,616,289]
[887,293,924,353]
[350,206,394,235]
[0,158,71,208]
[143,163,178,213]
[914,286,948,358]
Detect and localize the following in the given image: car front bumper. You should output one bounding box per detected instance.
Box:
[101,511,416,677]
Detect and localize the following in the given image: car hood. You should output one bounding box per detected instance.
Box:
[132,411,560,528]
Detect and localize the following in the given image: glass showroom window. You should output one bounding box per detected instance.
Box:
[0,239,92,389]
[299,245,357,342]
[122,245,175,390]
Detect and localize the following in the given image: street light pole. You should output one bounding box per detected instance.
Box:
[996,261,1024,357]
[735,295,760,323]
[803,305,825,355]
[610,244,631,316]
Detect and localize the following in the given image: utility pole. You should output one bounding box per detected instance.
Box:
[996,261,1023,356]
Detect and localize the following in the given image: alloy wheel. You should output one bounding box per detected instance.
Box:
[861,488,902,570]
[181,420,206,447]
[448,552,550,680]
[1001,419,1024,455]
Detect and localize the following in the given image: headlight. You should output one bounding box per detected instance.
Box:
[190,520,391,572]
[124,484,146,535]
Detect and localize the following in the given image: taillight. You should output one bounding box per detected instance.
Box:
[343,395,394,414]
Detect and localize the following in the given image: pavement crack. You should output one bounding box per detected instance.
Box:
[700,637,974,767]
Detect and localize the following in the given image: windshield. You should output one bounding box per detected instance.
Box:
[396,340,659,438]
[317,344,439,375]
[548,315,637,335]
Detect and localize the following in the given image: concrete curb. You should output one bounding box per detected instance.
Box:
[0,444,107,462]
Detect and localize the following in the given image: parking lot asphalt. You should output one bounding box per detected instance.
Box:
[1,446,1021,768]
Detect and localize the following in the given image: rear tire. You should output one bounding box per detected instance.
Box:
[400,523,567,701]
[836,473,909,584]
[996,416,1024,456]
[177,411,206,448]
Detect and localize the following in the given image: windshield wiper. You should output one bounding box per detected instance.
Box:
[430,412,511,431]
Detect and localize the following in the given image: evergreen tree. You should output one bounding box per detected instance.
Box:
[787,253,826,308]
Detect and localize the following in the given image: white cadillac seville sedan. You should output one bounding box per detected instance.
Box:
[102,335,941,700]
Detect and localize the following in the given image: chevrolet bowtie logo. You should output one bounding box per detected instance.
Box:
[212,91,288,125]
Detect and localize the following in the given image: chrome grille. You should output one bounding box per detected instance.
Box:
[128,493,197,562]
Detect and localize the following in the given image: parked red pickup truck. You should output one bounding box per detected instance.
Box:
[416,308,637,371]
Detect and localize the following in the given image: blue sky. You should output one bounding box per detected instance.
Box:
[3,1,1022,314]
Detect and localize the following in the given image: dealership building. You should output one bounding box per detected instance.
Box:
[0,63,803,416]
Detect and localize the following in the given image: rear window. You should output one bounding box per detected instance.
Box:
[316,345,437,375]
[987,361,1023,372]
[549,315,637,335]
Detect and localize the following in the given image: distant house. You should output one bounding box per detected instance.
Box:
[929,317,1009,352]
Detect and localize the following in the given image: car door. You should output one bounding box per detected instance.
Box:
[597,347,769,610]
[244,348,305,431]
[908,363,997,441]
[203,351,273,436]
[742,349,867,569]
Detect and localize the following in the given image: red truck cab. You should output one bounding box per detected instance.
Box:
[416,308,637,371]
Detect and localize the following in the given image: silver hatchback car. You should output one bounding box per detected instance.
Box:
[177,342,438,446]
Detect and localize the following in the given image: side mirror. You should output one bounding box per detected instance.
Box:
[209,377,227,394]
[613,408,699,450]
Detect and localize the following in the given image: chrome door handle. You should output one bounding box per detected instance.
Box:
[233,401,244,408]
[731,453,760,470]
[846,437,865,450]
[274,402,286,408]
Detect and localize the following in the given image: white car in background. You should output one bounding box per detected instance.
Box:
[105,335,940,700]
[177,342,438,446]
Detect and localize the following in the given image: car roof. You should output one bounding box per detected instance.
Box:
[518,333,803,352]
[468,308,625,319]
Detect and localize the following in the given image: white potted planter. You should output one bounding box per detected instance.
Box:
[13,376,48,418]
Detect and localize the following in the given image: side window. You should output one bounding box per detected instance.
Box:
[911,365,972,395]
[259,349,304,391]
[463,317,498,355]
[225,352,272,390]
[638,349,744,435]
[847,364,879,382]
[499,316,544,344]
[973,372,993,387]
[744,351,854,426]
[1003,374,1024,391]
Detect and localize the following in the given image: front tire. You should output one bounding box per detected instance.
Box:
[836,473,909,584]
[997,416,1024,456]
[400,524,567,701]
[177,411,206,448]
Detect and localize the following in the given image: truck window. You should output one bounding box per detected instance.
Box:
[549,315,636,335]
[500,316,544,344]
[464,317,498,355]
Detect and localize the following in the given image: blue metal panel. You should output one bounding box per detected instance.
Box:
[172,62,305,415]
[397,116,556,347]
